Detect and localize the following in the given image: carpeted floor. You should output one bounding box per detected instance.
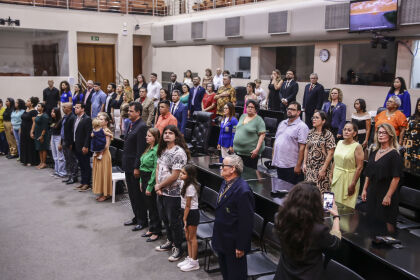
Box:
[0,157,221,280]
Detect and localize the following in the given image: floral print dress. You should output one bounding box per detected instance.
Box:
[305,129,336,193]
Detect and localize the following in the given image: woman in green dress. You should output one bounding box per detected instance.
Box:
[31,103,50,169]
[180,84,190,105]
[233,99,266,169]
[331,122,364,208]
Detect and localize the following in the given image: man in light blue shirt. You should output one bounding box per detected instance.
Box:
[272,101,309,186]
[90,82,107,118]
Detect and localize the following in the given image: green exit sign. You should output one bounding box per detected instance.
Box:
[91,36,99,41]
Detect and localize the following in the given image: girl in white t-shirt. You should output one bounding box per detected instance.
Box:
[177,164,200,272]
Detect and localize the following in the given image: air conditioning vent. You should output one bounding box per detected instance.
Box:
[191,21,206,40]
[325,3,349,30]
[400,0,420,25]
[164,25,174,41]
[268,11,288,34]
[225,17,241,37]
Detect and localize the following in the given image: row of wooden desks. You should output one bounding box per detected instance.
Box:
[191,155,420,280]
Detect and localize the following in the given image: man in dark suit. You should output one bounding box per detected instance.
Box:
[187,76,205,118]
[167,73,183,97]
[279,70,299,112]
[122,101,149,231]
[73,102,92,191]
[170,90,187,134]
[83,80,94,117]
[212,155,255,280]
[60,102,78,185]
[105,83,117,123]
[302,73,325,129]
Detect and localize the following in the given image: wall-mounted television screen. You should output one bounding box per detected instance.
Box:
[349,0,398,32]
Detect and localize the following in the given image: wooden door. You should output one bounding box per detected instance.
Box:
[133,46,142,78]
[77,44,115,87]
[94,45,115,87]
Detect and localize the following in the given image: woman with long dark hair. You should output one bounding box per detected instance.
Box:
[140,128,162,242]
[351,98,371,148]
[50,107,66,177]
[11,99,25,159]
[60,81,72,104]
[303,110,336,193]
[72,84,84,108]
[32,103,50,169]
[183,70,193,88]
[20,97,40,166]
[384,77,411,117]
[180,84,190,105]
[155,125,190,262]
[274,182,341,280]
[133,74,147,100]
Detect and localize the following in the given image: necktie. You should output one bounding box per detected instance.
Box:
[310,84,314,91]
[171,104,175,115]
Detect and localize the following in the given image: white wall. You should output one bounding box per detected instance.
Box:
[0,4,158,101]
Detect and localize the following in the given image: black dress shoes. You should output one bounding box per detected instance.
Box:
[62,177,71,183]
[141,232,153,237]
[124,220,136,226]
[66,177,78,184]
[132,224,148,231]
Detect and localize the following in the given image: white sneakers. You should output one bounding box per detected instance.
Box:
[178,257,199,272]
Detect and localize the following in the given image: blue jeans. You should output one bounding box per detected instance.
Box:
[51,135,67,176]
[13,129,20,156]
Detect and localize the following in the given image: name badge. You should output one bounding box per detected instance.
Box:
[225,126,229,132]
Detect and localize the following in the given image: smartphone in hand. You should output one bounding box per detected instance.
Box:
[323,192,334,210]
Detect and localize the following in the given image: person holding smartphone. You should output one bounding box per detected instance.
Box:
[274,182,341,280]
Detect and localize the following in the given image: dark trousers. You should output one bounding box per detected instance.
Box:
[126,171,148,226]
[75,150,91,185]
[157,195,183,249]
[239,154,258,169]
[305,110,314,129]
[0,132,9,154]
[217,251,247,280]
[63,145,78,178]
[276,167,304,185]
[140,171,162,233]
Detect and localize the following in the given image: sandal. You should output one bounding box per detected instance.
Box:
[141,232,153,237]
[97,196,110,202]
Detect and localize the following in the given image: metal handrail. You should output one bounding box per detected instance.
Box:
[116,71,125,85]
[78,71,88,91]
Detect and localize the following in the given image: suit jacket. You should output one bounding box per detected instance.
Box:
[62,112,76,147]
[212,177,255,254]
[122,117,148,172]
[106,92,117,120]
[188,86,206,114]
[140,97,155,127]
[321,101,347,135]
[83,89,94,117]
[302,83,325,127]
[167,81,183,94]
[73,114,92,153]
[279,80,299,109]
[171,101,187,134]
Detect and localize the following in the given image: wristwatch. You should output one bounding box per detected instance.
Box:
[333,215,340,220]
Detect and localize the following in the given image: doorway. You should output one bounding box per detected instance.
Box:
[133,46,142,79]
[77,44,115,87]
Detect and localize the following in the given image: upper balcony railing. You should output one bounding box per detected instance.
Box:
[0,0,168,16]
[0,0,264,16]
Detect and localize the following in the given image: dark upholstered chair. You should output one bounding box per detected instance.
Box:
[397,186,420,230]
[325,259,364,280]
[264,117,278,147]
[235,86,247,107]
[188,111,212,155]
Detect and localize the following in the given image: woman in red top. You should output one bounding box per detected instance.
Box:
[201,83,217,119]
